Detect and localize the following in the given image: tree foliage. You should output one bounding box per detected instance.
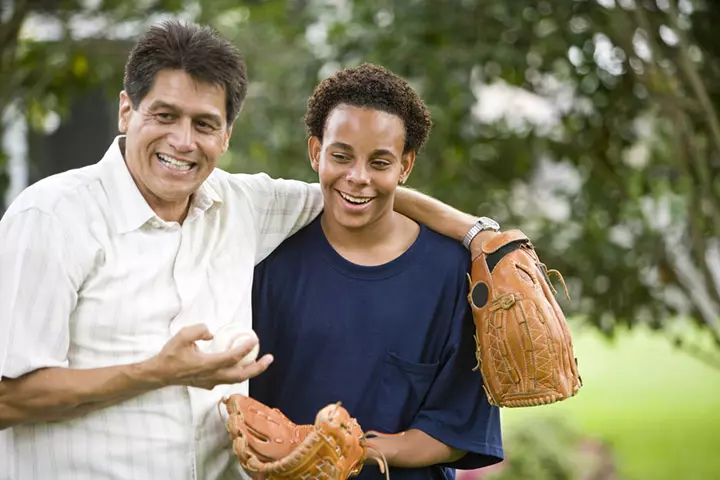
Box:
[2,0,720,362]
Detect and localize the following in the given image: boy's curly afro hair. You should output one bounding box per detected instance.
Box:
[303,63,432,154]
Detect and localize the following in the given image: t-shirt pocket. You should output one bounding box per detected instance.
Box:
[375,350,440,432]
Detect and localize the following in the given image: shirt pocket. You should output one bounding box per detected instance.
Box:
[375,351,440,432]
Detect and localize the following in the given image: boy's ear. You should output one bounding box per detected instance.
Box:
[399,150,416,185]
[308,136,322,173]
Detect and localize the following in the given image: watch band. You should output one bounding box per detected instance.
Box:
[462,217,500,250]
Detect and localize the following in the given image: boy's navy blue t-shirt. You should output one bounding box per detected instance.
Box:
[250,217,503,479]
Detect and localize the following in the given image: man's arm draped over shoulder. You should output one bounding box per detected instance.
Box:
[240,177,494,262]
[393,187,499,255]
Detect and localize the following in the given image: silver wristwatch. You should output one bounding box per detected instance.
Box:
[462,217,500,250]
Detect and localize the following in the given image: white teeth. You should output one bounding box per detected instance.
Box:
[339,192,372,204]
[157,153,193,171]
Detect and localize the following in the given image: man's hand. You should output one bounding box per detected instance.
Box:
[0,323,271,429]
[142,324,273,390]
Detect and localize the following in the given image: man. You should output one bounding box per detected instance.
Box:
[0,22,499,480]
[250,64,503,479]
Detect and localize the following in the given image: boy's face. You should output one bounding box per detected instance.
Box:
[308,104,415,231]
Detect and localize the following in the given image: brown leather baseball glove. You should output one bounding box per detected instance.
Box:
[221,395,387,479]
[467,229,582,407]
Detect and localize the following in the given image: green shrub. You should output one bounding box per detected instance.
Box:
[461,416,619,480]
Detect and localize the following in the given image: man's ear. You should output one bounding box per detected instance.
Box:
[399,150,416,185]
[308,136,322,173]
[118,91,132,133]
[222,126,233,153]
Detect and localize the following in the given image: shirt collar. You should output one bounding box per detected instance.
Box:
[99,136,222,233]
[187,178,223,222]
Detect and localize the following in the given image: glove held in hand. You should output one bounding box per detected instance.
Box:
[221,395,388,479]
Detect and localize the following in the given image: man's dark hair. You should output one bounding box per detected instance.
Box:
[304,63,432,154]
[123,21,247,126]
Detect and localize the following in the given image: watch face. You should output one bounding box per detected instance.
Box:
[480,217,500,231]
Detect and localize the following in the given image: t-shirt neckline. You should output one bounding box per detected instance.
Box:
[312,215,428,280]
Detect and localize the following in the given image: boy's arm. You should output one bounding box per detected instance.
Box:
[365,429,466,468]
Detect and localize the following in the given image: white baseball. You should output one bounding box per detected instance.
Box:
[210,324,260,366]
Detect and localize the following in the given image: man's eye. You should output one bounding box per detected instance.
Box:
[156,113,174,121]
[332,153,350,161]
[196,120,215,131]
[372,161,391,169]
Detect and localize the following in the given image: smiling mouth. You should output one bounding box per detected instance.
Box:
[156,153,195,172]
[338,191,374,205]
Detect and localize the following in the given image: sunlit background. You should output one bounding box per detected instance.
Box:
[2,1,720,479]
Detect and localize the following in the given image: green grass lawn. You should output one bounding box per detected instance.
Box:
[499,324,720,480]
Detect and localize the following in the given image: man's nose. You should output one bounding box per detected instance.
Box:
[168,119,197,153]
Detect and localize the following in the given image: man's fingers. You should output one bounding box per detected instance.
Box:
[216,354,273,384]
[226,353,273,378]
[237,354,273,379]
[178,323,213,343]
[245,354,273,373]
[208,338,259,367]
[192,355,273,389]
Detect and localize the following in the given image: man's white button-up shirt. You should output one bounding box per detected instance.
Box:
[0,136,324,479]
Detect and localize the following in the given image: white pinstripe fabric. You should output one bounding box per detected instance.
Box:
[0,136,323,480]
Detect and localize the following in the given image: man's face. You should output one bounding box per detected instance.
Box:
[118,69,231,211]
[309,104,415,230]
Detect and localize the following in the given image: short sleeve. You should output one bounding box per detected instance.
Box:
[232,173,323,264]
[408,292,504,469]
[0,209,82,379]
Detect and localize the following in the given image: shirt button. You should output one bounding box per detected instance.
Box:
[150,219,161,228]
[195,430,201,441]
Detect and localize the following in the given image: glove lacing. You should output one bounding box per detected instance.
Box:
[538,262,571,300]
[363,445,389,480]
